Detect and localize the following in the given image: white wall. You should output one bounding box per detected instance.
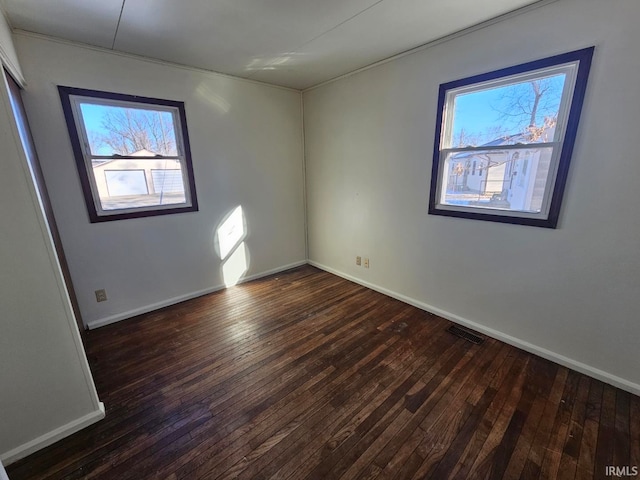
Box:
[13,33,306,328]
[0,18,103,463]
[0,10,22,84]
[304,0,640,392]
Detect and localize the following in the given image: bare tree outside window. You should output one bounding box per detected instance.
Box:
[429,47,594,227]
[82,105,177,156]
[59,86,198,222]
[494,78,561,129]
[451,75,564,148]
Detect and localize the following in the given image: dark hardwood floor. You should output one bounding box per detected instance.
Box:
[7,265,639,479]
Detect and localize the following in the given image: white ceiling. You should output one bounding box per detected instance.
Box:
[2,0,542,90]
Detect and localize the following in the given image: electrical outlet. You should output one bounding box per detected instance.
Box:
[95,289,107,302]
[356,256,362,266]
[364,258,369,268]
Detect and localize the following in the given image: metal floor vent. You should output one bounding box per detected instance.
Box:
[446,325,485,345]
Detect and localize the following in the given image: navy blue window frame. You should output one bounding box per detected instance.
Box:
[58,86,199,223]
[428,47,594,228]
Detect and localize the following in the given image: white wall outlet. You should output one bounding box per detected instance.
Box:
[95,289,107,302]
[364,258,369,268]
[356,256,362,266]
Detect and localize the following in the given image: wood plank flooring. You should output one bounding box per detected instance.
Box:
[7,265,639,479]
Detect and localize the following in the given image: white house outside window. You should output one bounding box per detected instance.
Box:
[429,47,594,228]
[58,87,198,222]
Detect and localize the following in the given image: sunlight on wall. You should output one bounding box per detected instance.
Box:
[195,83,231,114]
[217,205,245,259]
[222,242,248,288]
[216,205,249,287]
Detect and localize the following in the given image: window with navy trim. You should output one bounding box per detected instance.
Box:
[58,86,198,223]
[428,47,594,228]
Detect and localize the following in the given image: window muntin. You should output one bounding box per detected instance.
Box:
[59,87,198,222]
[429,48,594,228]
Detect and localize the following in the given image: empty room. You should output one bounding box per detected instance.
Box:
[0,0,638,479]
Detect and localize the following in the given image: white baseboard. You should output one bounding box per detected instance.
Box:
[86,257,640,395]
[87,261,308,330]
[308,261,640,396]
[0,403,105,466]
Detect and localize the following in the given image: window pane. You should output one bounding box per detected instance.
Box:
[429,48,594,227]
[79,103,178,156]
[59,86,198,222]
[440,146,554,213]
[449,73,566,148]
[94,159,187,211]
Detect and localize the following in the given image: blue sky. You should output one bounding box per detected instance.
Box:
[80,104,118,155]
[80,104,105,133]
[450,73,565,146]
[79,103,175,156]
